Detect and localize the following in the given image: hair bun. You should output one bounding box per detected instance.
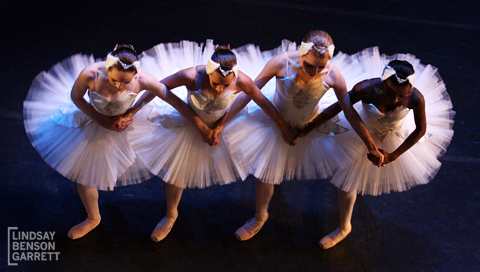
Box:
[214,45,231,52]
[113,44,137,55]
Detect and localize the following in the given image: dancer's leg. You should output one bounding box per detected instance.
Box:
[151,182,183,242]
[67,183,101,240]
[234,178,272,241]
[319,189,356,249]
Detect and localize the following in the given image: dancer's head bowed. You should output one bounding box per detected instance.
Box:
[380,60,416,104]
[298,30,335,77]
[105,44,140,89]
[206,46,239,93]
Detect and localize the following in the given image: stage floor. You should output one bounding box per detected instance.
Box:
[1,0,479,271]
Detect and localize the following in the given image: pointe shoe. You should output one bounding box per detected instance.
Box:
[318,227,351,249]
[234,214,268,241]
[67,214,101,240]
[151,213,178,242]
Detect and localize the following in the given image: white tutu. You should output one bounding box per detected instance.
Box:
[129,107,248,189]
[24,54,152,191]
[130,40,248,189]
[223,113,357,185]
[223,41,356,185]
[330,47,455,195]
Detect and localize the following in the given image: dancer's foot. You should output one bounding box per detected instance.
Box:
[319,226,351,249]
[234,213,268,241]
[67,214,101,240]
[151,212,178,242]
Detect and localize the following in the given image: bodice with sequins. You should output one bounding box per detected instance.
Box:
[89,91,137,116]
[188,88,236,127]
[271,61,331,128]
[88,68,139,116]
[361,103,410,142]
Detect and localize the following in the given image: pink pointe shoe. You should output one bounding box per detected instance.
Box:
[67,214,101,240]
[151,213,178,242]
[234,214,268,241]
[318,227,351,249]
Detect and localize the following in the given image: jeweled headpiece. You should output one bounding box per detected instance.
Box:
[105,44,140,71]
[299,42,335,58]
[206,59,238,77]
[381,65,415,86]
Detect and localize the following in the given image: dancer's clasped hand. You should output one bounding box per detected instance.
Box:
[114,112,134,131]
[282,125,298,146]
[367,148,394,167]
[199,126,218,146]
[99,115,132,132]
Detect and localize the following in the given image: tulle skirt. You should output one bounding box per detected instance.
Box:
[223,40,357,185]
[24,54,152,191]
[330,47,455,195]
[130,40,248,188]
[223,112,357,185]
[129,106,248,189]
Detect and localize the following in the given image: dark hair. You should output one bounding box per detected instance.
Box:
[303,30,334,58]
[110,44,138,72]
[386,60,415,86]
[211,46,237,70]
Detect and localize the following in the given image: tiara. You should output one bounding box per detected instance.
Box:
[206,59,238,77]
[381,66,415,86]
[299,42,335,58]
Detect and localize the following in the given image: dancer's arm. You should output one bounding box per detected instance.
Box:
[70,65,123,131]
[214,54,295,145]
[123,91,156,116]
[140,69,216,146]
[114,90,156,130]
[330,73,384,165]
[238,72,296,145]
[378,89,427,166]
[297,82,368,137]
[218,53,285,126]
[297,102,343,137]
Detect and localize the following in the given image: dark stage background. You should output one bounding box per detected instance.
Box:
[1,0,479,271]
